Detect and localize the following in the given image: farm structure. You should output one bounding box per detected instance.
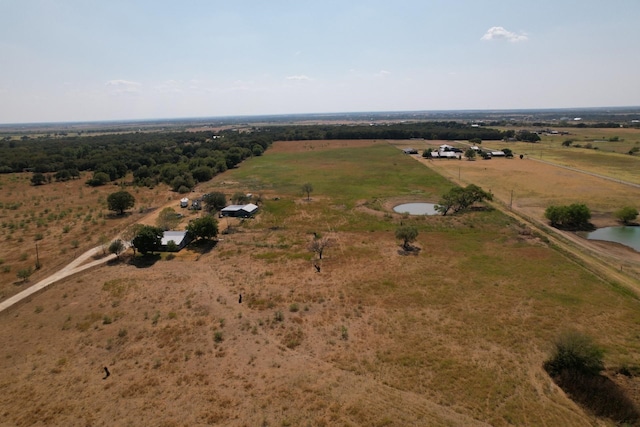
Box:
[161,231,190,251]
[220,203,259,218]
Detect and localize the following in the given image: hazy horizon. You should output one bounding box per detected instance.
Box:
[2,1,639,124]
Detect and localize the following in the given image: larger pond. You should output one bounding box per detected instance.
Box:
[393,202,438,216]
[586,226,640,252]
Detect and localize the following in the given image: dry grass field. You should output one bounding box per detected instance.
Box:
[0,174,199,301]
[391,137,640,282]
[2,139,640,426]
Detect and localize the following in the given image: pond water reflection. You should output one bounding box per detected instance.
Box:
[586,226,640,252]
[393,203,438,216]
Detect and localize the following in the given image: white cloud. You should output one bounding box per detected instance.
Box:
[285,75,313,81]
[155,80,183,94]
[376,70,391,77]
[105,79,142,94]
[481,26,528,43]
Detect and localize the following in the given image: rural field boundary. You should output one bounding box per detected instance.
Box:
[403,147,640,296]
[529,157,640,189]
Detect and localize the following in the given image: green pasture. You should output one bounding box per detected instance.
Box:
[216,140,640,424]
[228,143,456,231]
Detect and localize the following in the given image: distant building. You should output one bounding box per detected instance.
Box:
[220,203,259,218]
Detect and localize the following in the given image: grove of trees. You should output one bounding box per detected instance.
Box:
[544,203,592,230]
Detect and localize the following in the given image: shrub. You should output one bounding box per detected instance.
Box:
[544,330,604,377]
[614,206,639,225]
[17,267,32,282]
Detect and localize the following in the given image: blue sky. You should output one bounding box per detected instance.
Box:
[1,0,639,123]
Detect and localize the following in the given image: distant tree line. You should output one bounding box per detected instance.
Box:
[265,121,506,141]
[0,121,548,193]
[0,130,272,192]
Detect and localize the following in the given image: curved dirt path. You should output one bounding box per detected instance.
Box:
[0,189,196,314]
[0,246,122,313]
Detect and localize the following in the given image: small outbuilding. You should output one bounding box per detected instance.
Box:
[180,198,189,208]
[220,203,259,218]
[161,231,190,251]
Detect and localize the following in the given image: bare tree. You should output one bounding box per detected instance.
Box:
[308,234,334,260]
[301,183,313,201]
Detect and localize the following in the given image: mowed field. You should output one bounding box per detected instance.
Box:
[2,140,640,426]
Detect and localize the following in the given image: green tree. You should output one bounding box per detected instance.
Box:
[191,166,213,183]
[203,192,227,212]
[107,191,135,215]
[544,331,604,377]
[516,130,541,143]
[464,148,476,161]
[54,170,72,181]
[17,266,33,283]
[395,225,418,250]
[186,215,218,240]
[166,240,178,252]
[108,239,125,258]
[171,174,195,193]
[502,148,514,158]
[131,225,163,255]
[252,144,264,156]
[86,171,110,187]
[544,203,591,230]
[614,206,639,225]
[31,172,46,186]
[301,183,313,201]
[435,184,493,215]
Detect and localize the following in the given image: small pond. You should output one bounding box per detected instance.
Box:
[393,202,438,216]
[585,226,640,252]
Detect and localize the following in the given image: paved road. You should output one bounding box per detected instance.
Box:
[0,246,122,314]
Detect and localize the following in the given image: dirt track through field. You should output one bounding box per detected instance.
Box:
[0,246,119,313]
